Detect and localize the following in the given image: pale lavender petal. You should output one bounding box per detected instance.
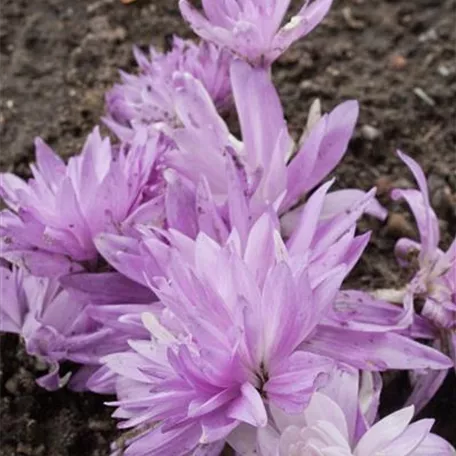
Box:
[396,150,439,254]
[282,115,326,211]
[230,59,287,168]
[227,382,267,428]
[406,368,449,414]
[227,423,260,455]
[270,0,333,62]
[287,179,334,255]
[304,325,453,370]
[320,189,388,221]
[412,433,456,455]
[320,366,359,443]
[302,100,359,194]
[358,371,382,430]
[376,419,433,455]
[354,406,414,455]
[180,0,232,51]
[329,290,411,333]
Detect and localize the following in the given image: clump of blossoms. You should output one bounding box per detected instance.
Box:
[180,0,333,66]
[105,37,233,140]
[100,213,451,455]
[0,127,163,276]
[381,151,455,414]
[0,0,455,454]
[230,369,455,455]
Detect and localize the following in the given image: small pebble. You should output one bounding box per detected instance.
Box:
[386,213,415,238]
[34,358,48,371]
[418,28,437,42]
[390,54,407,70]
[16,443,33,455]
[5,376,19,395]
[361,125,381,141]
[413,87,436,107]
[342,7,365,29]
[437,65,450,77]
[88,419,113,432]
[393,178,414,189]
[6,99,14,109]
[87,0,115,13]
[375,176,393,196]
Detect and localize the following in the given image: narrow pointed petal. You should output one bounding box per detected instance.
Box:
[354,406,414,455]
[271,0,333,62]
[304,325,453,370]
[227,383,267,427]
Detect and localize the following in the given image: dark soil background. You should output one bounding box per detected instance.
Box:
[1,0,455,454]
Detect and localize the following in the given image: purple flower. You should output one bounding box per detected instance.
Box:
[101,208,450,455]
[393,151,455,336]
[161,60,385,234]
[97,60,384,269]
[233,369,455,455]
[105,37,232,140]
[390,151,456,412]
[0,260,157,392]
[179,0,333,66]
[0,127,161,277]
[0,263,115,390]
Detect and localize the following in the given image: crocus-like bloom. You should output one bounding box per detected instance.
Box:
[0,127,161,277]
[180,0,333,66]
[0,262,127,390]
[94,58,386,284]
[255,391,455,455]
[105,37,232,140]
[102,205,450,455]
[391,151,456,412]
[0,259,157,392]
[97,60,384,270]
[161,60,385,238]
[229,369,455,455]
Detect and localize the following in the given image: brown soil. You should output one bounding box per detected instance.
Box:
[1,0,455,455]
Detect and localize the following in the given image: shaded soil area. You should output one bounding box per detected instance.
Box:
[1,0,455,455]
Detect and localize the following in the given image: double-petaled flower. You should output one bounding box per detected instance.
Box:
[180,0,333,66]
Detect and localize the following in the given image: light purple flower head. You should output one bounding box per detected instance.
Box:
[179,0,333,66]
[0,263,116,390]
[98,59,384,266]
[161,60,385,237]
[0,127,161,277]
[392,151,455,337]
[94,56,388,283]
[101,206,450,455]
[0,260,157,392]
[105,37,232,140]
[391,151,456,412]
[231,369,455,455]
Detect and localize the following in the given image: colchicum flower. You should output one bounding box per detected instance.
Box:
[233,369,455,455]
[179,0,333,66]
[0,263,117,390]
[161,60,385,238]
[93,59,385,288]
[102,205,450,455]
[0,127,161,277]
[0,260,157,392]
[391,151,456,412]
[105,37,232,140]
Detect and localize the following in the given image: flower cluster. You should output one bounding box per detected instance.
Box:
[105,37,233,140]
[0,0,454,454]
